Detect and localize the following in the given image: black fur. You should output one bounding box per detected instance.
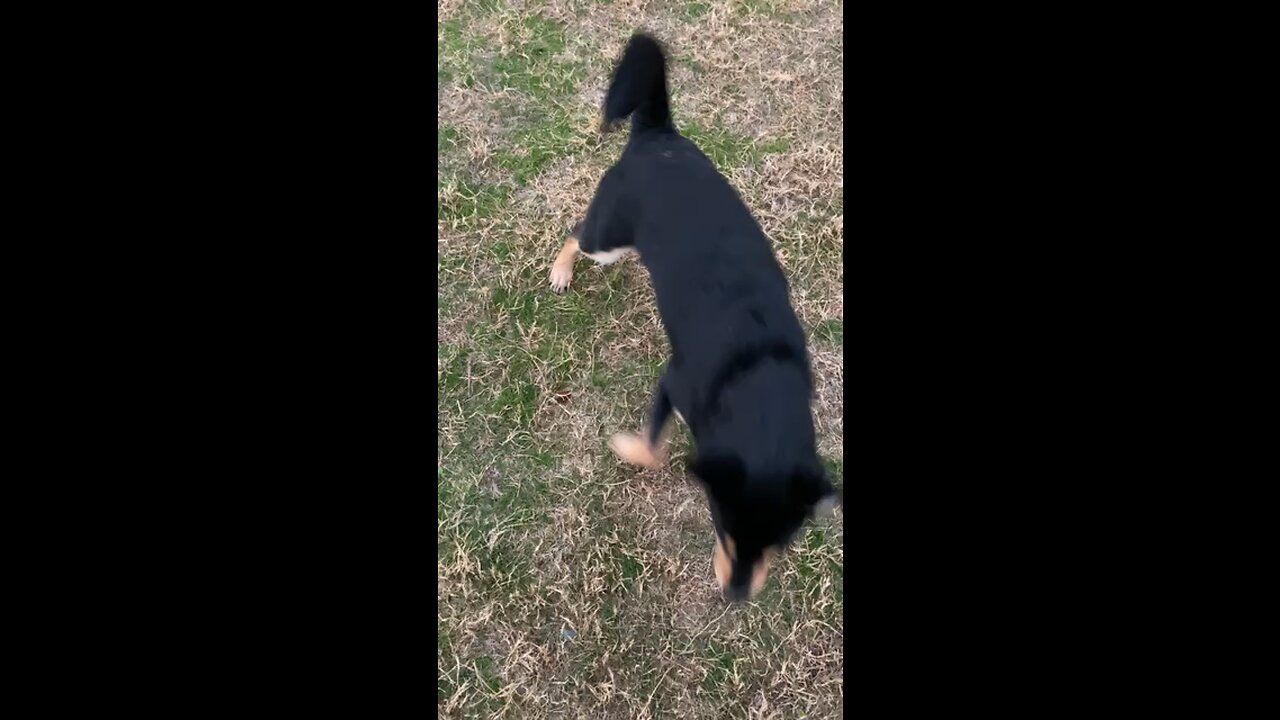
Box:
[580,33,836,601]
[602,34,672,133]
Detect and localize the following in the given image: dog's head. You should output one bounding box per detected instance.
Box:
[692,455,838,602]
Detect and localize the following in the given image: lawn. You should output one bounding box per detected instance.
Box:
[438,1,843,716]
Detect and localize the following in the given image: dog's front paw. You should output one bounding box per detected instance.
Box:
[549,262,573,293]
[609,432,662,468]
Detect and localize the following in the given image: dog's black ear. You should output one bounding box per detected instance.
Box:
[690,454,745,495]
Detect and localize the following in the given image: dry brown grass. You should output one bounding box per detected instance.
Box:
[440,1,843,717]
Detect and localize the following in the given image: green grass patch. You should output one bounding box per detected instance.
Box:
[489,286,539,327]
[439,18,466,51]
[438,125,460,154]
[700,643,739,691]
[683,122,792,171]
[734,0,793,19]
[473,655,501,693]
[675,52,707,74]
[681,1,712,18]
[437,178,510,222]
[461,0,503,13]
[815,318,843,345]
[493,107,579,185]
[438,344,470,396]
[489,16,584,97]
[438,459,548,590]
[490,373,537,427]
[823,456,843,483]
[618,552,644,582]
[438,18,480,86]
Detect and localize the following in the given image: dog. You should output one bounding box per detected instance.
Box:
[548,33,837,602]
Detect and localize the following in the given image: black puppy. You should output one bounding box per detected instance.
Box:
[548,33,837,602]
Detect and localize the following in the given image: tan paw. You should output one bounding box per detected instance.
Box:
[549,262,573,293]
[608,432,662,467]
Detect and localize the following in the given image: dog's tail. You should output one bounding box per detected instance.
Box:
[602,33,672,132]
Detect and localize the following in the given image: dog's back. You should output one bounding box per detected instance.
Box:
[605,36,812,446]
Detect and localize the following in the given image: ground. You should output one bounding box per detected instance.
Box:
[438,1,843,717]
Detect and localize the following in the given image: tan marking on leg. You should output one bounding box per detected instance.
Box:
[607,423,671,468]
[750,551,771,597]
[548,235,579,292]
[713,535,732,589]
[608,430,662,467]
[714,536,772,598]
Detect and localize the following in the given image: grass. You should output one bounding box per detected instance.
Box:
[439,1,843,717]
